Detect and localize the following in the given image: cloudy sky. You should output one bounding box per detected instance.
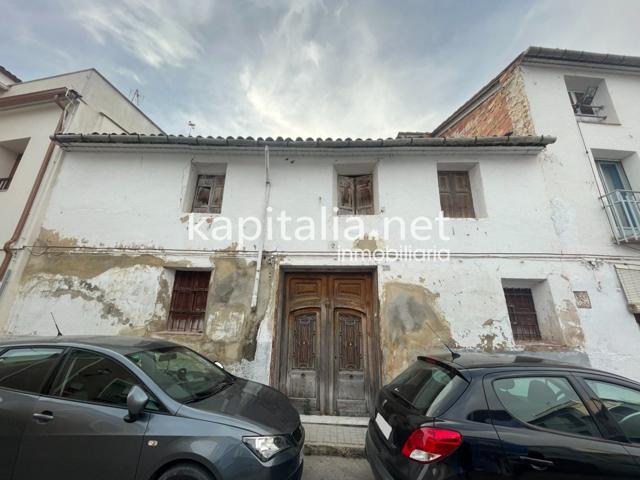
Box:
[2,0,639,138]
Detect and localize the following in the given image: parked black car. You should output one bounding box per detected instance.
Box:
[366,353,640,479]
[0,336,304,480]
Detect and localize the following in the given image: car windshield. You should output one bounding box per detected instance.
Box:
[127,346,231,404]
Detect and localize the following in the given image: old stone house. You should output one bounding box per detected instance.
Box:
[2,47,640,417]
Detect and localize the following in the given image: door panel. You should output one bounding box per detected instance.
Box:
[0,390,39,480]
[484,371,639,479]
[13,396,148,480]
[287,308,321,414]
[575,374,640,472]
[281,272,376,416]
[335,309,366,415]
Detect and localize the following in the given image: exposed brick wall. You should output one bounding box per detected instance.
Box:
[438,65,535,137]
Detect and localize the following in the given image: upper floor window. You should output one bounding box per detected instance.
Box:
[338,174,374,215]
[0,137,28,191]
[438,171,475,218]
[565,76,618,123]
[192,175,225,213]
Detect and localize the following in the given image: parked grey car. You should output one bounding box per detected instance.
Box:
[0,336,304,480]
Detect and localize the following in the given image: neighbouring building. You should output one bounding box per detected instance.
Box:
[432,47,640,380]
[0,66,163,323]
[2,47,640,417]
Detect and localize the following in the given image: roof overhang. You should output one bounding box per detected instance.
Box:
[51,133,555,156]
[522,47,640,73]
[0,87,79,111]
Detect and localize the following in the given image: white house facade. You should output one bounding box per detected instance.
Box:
[3,48,640,417]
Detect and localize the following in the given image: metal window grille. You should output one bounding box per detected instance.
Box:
[504,288,542,341]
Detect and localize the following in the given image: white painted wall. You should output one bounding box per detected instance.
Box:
[520,61,640,380]
[7,142,640,383]
[34,146,557,254]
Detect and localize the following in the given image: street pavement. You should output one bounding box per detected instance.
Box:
[302,455,374,480]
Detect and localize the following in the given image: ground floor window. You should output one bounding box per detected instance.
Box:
[168,270,211,332]
[503,287,542,341]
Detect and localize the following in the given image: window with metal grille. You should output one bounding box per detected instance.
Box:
[192,175,225,213]
[337,174,374,215]
[503,288,542,341]
[168,271,211,332]
[438,171,475,218]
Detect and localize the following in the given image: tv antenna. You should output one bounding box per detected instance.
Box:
[129,88,143,106]
[423,319,459,361]
[187,121,196,136]
[50,312,63,337]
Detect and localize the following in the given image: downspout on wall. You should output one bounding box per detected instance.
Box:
[0,89,80,295]
[250,145,271,311]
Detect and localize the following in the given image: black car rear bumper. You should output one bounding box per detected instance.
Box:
[365,428,396,480]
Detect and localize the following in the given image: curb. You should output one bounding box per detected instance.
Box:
[304,443,365,458]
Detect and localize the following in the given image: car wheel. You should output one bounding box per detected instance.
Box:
[157,463,214,480]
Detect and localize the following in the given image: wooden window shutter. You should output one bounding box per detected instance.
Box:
[438,171,475,218]
[338,174,374,215]
[338,175,355,215]
[210,175,225,214]
[192,175,225,213]
[354,175,374,215]
[168,270,211,332]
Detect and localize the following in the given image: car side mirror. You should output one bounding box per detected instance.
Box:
[125,385,149,423]
[214,361,225,370]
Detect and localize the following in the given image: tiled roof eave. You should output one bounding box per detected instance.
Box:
[51,133,556,149]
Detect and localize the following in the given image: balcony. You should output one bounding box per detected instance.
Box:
[600,190,640,243]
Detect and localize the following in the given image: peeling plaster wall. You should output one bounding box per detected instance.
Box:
[4,134,640,388]
[7,251,640,383]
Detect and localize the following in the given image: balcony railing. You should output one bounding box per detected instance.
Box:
[0,177,10,191]
[600,190,640,243]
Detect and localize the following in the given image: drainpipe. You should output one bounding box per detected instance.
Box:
[250,146,271,311]
[0,90,79,292]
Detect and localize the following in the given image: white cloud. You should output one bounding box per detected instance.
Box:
[72,0,209,68]
[222,0,448,138]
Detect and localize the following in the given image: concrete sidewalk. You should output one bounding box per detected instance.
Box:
[302,416,368,457]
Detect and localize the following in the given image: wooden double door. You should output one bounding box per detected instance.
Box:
[279,272,378,416]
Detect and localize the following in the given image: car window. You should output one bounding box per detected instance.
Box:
[0,347,64,394]
[127,346,230,404]
[388,360,464,412]
[586,380,640,443]
[494,376,600,437]
[50,350,139,407]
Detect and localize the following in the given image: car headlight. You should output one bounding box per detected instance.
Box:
[243,435,293,461]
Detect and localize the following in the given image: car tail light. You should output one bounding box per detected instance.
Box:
[401,427,462,463]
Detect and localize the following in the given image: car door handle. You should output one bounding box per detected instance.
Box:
[33,411,54,423]
[519,456,554,471]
